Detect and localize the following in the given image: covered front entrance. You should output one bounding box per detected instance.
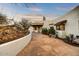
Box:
[55,20,67,38]
[31,24,43,33]
[55,20,67,31]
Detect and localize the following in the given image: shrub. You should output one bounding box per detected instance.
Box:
[42,28,48,35]
[64,36,70,43]
[14,19,30,31]
[0,14,8,24]
[48,27,56,35]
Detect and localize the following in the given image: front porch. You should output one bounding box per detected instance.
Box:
[31,23,43,33]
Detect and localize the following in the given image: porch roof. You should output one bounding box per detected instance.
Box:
[55,20,67,26]
[31,23,44,26]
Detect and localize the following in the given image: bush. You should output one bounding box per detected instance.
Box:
[14,19,30,31]
[0,14,8,24]
[42,28,48,35]
[48,27,56,35]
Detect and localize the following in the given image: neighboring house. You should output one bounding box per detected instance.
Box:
[53,6,79,38]
[14,14,53,32]
[14,14,44,32]
[31,22,43,32]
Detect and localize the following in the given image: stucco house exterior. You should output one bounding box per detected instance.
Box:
[14,14,53,32]
[14,14,44,32]
[53,6,79,38]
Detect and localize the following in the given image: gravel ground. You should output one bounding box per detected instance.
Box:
[17,32,79,56]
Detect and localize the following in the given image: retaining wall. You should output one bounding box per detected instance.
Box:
[0,32,32,56]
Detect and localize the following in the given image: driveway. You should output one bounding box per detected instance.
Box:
[17,32,79,56]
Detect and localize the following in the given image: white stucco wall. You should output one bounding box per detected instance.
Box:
[14,14,44,23]
[42,20,50,29]
[54,10,79,37]
[0,32,32,56]
[65,13,79,36]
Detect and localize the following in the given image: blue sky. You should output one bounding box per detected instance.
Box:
[0,3,79,18]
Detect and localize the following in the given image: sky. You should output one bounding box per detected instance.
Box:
[0,3,79,18]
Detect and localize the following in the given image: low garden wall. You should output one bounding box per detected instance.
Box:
[0,31,32,56]
[56,30,66,39]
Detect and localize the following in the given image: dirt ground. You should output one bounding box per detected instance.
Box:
[0,26,27,44]
[17,32,79,56]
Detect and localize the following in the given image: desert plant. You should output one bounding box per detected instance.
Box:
[48,27,56,35]
[14,19,30,31]
[21,19,30,30]
[0,14,7,24]
[64,36,70,43]
[42,28,48,35]
[64,34,74,43]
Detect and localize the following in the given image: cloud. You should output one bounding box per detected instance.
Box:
[45,14,59,19]
[19,3,43,12]
[28,7,42,12]
[55,6,74,11]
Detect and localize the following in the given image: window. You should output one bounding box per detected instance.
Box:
[56,25,60,30]
[55,20,67,30]
[56,24,65,30]
[60,24,65,30]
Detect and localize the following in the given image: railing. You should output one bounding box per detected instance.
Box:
[0,31,32,56]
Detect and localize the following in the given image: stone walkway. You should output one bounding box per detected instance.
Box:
[17,32,79,56]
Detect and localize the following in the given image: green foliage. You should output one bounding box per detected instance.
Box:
[42,27,56,35]
[0,14,7,24]
[48,27,56,35]
[42,28,49,35]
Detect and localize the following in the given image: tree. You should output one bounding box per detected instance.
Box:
[48,27,56,35]
[0,14,7,24]
[14,19,30,31]
[42,28,49,35]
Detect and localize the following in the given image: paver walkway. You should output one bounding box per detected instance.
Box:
[17,32,79,56]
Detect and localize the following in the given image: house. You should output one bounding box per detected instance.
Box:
[42,16,50,29]
[14,14,44,32]
[14,14,53,32]
[53,6,79,38]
